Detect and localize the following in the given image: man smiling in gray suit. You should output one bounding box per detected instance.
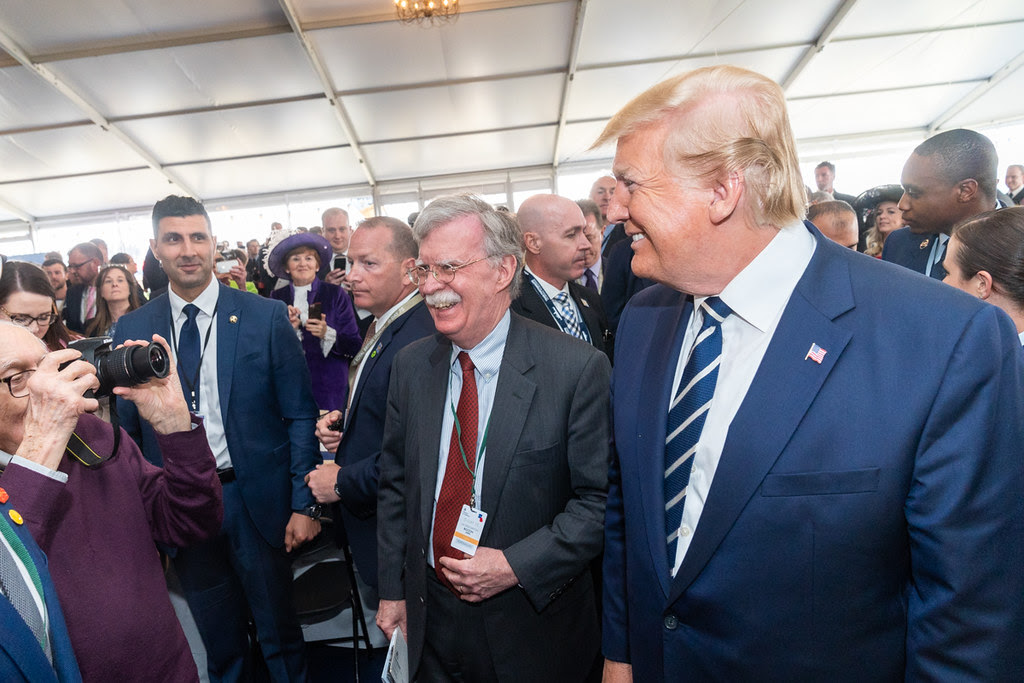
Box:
[376,194,610,682]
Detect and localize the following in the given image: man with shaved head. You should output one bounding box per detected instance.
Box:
[883,128,1000,278]
[511,194,612,359]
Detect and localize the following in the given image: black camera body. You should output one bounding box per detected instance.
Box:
[63,337,170,398]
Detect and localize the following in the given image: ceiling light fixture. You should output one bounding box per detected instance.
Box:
[394,0,459,24]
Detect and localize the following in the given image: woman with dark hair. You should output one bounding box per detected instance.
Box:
[943,206,1024,344]
[0,260,76,350]
[266,229,362,411]
[85,264,143,337]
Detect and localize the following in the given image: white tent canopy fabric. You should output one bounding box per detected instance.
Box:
[0,0,1022,233]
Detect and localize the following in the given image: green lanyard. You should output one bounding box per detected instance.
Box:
[448,358,491,509]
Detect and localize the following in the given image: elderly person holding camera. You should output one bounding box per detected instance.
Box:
[0,322,222,682]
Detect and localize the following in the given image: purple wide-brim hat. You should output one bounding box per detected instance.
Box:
[265,231,332,281]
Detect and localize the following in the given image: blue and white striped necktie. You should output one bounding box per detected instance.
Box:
[664,296,731,569]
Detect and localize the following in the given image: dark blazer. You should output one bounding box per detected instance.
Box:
[0,509,80,682]
[114,283,320,547]
[600,238,656,331]
[601,222,628,260]
[377,314,610,682]
[604,224,1024,680]
[511,276,613,360]
[1010,187,1024,205]
[61,284,90,335]
[333,300,435,591]
[880,227,939,276]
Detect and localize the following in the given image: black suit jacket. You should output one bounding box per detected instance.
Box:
[333,300,435,590]
[601,222,628,261]
[377,314,610,681]
[61,284,89,334]
[511,277,613,361]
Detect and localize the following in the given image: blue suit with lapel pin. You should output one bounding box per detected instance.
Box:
[0,503,80,682]
[114,282,319,681]
[880,226,937,275]
[604,223,1024,681]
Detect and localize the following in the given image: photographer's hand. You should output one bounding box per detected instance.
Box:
[113,334,191,435]
[16,349,99,472]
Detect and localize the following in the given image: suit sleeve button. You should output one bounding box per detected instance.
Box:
[664,615,679,630]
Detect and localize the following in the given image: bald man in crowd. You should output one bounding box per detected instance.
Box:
[512,194,612,359]
[807,200,859,249]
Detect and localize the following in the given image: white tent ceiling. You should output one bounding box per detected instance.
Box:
[0,0,1022,229]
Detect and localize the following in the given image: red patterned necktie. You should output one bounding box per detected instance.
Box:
[432,351,477,591]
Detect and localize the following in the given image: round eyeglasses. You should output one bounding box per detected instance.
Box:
[407,257,488,286]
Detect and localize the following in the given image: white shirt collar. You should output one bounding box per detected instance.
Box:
[378,289,420,329]
[703,221,816,333]
[168,276,220,320]
[525,264,570,299]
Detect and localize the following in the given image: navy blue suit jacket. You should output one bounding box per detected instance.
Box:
[604,224,1024,680]
[333,300,435,590]
[0,506,80,682]
[114,283,320,547]
[880,226,938,275]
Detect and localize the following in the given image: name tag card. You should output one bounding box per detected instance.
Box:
[450,505,487,556]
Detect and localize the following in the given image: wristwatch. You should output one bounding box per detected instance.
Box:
[334,482,342,500]
[300,504,324,520]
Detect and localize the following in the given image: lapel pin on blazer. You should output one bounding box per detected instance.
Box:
[229,315,238,324]
[580,298,590,308]
[371,341,383,359]
[805,343,827,364]
[919,238,930,249]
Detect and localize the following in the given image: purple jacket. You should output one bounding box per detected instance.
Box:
[272,278,362,410]
[0,415,223,682]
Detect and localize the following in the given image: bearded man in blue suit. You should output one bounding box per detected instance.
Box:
[597,65,1024,682]
[115,195,321,682]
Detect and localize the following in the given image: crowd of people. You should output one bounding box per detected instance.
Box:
[1,63,1024,683]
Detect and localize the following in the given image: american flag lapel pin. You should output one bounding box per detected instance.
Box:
[805,343,827,364]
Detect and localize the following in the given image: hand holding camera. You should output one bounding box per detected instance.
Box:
[17,348,100,471]
[111,334,191,435]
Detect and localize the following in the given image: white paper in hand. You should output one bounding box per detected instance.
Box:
[382,625,408,683]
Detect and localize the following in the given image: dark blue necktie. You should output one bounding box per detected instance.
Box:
[178,303,201,411]
[930,241,948,280]
[664,296,731,570]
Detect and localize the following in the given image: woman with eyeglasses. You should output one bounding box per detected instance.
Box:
[85,264,143,338]
[0,261,77,351]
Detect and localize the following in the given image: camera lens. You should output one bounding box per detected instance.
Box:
[94,342,170,397]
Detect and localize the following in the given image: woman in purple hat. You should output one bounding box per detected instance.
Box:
[266,229,362,411]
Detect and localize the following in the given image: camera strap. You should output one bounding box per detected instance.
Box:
[64,397,120,467]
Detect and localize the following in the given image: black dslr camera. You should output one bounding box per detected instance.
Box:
[62,337,169,398]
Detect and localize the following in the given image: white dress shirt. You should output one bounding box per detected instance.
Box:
[670,222,816,575]
[169,278,231,470]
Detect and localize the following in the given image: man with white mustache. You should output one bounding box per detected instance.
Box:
[376,194,611,682]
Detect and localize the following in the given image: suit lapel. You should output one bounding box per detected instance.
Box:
[668,235,855,603]
[216,285,242,415]
[478,317,535,540]
[419,335,453,543]
[349,309,404,417]
[634,294,692,599]
[570,284,600,343]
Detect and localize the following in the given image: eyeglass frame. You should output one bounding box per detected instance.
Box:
[1,369,36,399]
[0,306,58,328]
[66,257,96,272]
[407,256,489,286]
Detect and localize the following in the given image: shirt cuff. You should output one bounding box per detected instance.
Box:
[8,456,69,483]
[321,325,337,357]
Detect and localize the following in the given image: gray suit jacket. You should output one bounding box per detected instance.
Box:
[377,312,610,682]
